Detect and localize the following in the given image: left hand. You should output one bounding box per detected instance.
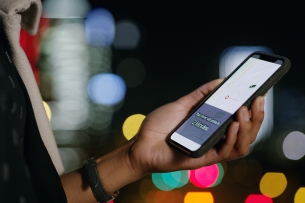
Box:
[128,79,264,175]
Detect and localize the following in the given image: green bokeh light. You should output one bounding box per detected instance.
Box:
[152,170,189,191]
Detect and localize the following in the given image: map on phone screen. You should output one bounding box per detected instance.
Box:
[173,56,281,148]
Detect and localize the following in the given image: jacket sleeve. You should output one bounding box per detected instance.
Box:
[0,0,65,175]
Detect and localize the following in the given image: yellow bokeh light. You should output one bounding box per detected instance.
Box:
[43,101,52,121]
[184,192,214,203]
[295,187,305,203]
[122,114,146,140]
[259,172,287,198]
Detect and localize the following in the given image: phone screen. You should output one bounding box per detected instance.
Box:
[170,54,283,151]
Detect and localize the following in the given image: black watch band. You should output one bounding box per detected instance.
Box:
[82,157,119,203]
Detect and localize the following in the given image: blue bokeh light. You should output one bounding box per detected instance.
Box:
[87,73,126,105]
[85,8,115,47]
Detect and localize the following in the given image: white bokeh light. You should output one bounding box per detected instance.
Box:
[43,0,90,18]
[283,131,305,160]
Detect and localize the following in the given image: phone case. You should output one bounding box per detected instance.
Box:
[167,51,291,158]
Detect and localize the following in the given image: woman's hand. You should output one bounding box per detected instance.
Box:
[129,78,265,175]
[61,79,265,202]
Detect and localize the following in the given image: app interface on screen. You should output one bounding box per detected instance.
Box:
[173,57,281,147]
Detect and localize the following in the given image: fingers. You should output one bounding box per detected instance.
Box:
[177,79,224,109]
[188,122,239,168]
[234,106,252,156]
[249,96,265,143]
[230,96,265,158]
[216,122,239,159]
[188,96,265,167]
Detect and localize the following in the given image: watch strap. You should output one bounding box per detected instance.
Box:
[83,157,119,203]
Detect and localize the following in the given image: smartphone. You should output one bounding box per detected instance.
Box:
[167,51,291,158]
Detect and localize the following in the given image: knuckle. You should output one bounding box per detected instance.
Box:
[220,151,230,159]
[253,113,264,124]
[250,137,257,144]
[238,148,250,157]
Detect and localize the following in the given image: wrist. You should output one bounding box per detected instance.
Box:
[96,140,145,195]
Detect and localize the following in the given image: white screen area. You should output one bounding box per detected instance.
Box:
[206,57,281,114]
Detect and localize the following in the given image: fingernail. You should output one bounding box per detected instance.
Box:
[242,108,250,122]
[235,122,239,134]
[260,97,265,112]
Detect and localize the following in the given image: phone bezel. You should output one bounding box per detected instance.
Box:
[167,51,291,158]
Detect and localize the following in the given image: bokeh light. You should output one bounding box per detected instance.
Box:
[87,46,112,74]
[87,104,113,133]
[140,179,156,200]
[146,191,182,203]
[41,22,90,131]
[113,20,141,49]
[223,161,237,184]
[260,172,287,198]
[245,194,273,203]
[116,58,146,88]
[58,148,87,172]
[282,131,305,160]
[295,187,305,203]
[184,192,214,203]
[219,46,274,145]
[163,170,188,188]
[152,173,174,191]
[43,101,52,121]
[54,131,90,148]
[219,46,272,78]
[155,191,182,203]
[85,8,115,47]
[234,159,262,186]
[49,101,89,130]
[146,191,156,203]
[211,163,224,187]
[87,73,126,106]
[43,0,90,18]
[152,170,188,191]
[86,46,114,133]
[189,163,223,188]
[122,114,146,140]
[161,172,180,188]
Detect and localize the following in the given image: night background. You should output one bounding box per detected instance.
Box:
[22,0,305,202]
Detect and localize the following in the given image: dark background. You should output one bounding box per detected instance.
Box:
[89,1,304,112]
[86,1,305,202]
[84,1,305,202]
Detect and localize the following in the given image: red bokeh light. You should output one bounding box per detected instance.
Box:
[189,164,219,188]
[245,194,273,203]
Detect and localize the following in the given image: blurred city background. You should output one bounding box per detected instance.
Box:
[21,1,305,202]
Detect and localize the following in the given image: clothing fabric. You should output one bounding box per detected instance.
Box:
[0,0,68,202]
[0,41,67,202]
[0,0,65,175]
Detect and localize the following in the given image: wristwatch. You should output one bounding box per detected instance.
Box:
[83,157,119,203]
